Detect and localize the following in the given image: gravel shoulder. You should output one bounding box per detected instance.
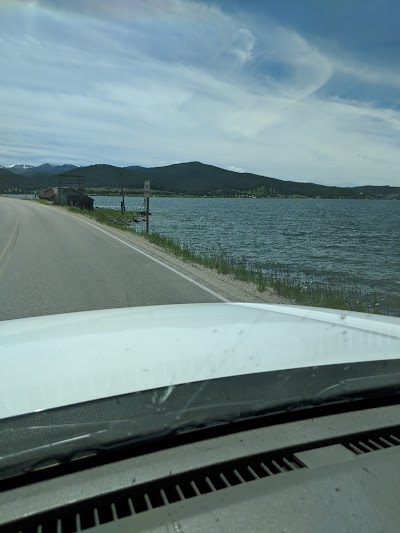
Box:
[60,207,291,305]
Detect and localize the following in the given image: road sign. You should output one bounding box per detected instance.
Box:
[144,180,151,198]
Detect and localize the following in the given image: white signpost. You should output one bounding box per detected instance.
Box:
[144,180,150,233]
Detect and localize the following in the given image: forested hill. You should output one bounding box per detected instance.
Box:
[0,167,31,190]
[1,161,399,199]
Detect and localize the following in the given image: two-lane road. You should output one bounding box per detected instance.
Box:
[0,198,222,321]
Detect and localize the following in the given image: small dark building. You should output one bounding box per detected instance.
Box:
[38,187,56,201]
[39,187,93,210]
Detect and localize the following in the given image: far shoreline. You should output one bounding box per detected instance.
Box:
[1,193,398,201]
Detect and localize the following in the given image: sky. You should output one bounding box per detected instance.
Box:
[1,0,400,186]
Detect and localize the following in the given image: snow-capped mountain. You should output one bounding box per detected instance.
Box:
[0,163,78,175]
[34,163,78,173]
[2,164,35,171]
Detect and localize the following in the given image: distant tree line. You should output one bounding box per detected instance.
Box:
[1,162,399,199]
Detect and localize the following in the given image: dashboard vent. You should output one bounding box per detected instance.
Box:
[3,451,304,533]
[5,426,400,532]
[342,429,400,455]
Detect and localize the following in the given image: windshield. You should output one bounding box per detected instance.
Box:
[0,0,399,476]
[1,0,399,318]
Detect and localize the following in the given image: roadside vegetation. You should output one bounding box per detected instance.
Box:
[59,205,391,315]
[36,198,53,205]
[64,205,137,230]
[143,232,386,314]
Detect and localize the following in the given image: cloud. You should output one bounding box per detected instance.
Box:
[230,28,255,64]
[0,0,399,186]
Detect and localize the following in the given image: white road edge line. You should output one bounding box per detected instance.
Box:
[0,208,19,266]
[62,210,230,303]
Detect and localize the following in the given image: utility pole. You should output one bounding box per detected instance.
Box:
[121,187,125,213]
[120,169,125,213]
[146,196,150,234]
[144,180,150,234]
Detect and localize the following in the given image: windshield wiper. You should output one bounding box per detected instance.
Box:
[315,372,400,401]
[221,373,400,427]
[99,377,400,444]
[2,372,400,483]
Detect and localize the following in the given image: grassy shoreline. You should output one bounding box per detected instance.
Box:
[63,205,390,315]
[66,205,137,230]
[144,232,384,314]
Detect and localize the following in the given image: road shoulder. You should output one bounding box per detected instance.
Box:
[55,205,290,305]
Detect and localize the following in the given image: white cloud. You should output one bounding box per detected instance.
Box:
[230,28,255,64]
[337,59,400,89]
[0,0,399,186]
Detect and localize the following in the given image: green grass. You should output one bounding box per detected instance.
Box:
[54,204,394,315]
[143,232,389,315]
[35,198,53,205]
[64,206,137,231]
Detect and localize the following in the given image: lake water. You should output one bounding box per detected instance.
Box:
[2,194,36,199]
[93,196,400,313]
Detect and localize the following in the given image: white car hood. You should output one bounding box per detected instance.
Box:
[1,303,399,420]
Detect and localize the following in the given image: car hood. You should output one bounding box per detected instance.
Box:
[1,303,400,420]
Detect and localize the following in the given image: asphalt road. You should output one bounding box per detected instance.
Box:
[0,198,222,321]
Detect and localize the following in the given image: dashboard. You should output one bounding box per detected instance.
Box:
[1,402,400,532]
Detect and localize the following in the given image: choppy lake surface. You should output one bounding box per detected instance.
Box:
[93,196,399,313]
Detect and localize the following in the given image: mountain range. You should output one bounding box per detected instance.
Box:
[0,163,78,174]
[0,162,399,199]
